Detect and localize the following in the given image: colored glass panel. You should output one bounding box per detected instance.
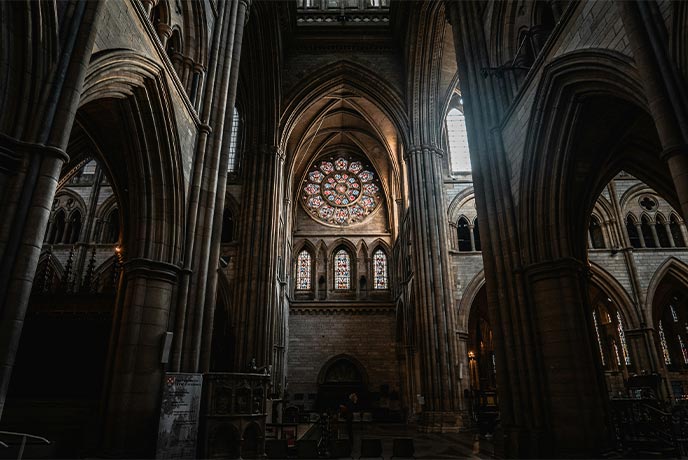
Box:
[373,249,387,289]
[334,250,350,290]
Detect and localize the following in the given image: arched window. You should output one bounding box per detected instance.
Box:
[334,249,351,290]
[221,208,235,243]
[671,214,686,247]
[457,216,472,251]
[657,293,688,370]
[48,209,66,244]
[591,301,631,371]
[589,215,605,249]
[373,249,388,289]
[67,210,82,244]
[446,108,471,172]
[228,106,239,173]
[656,214,671,248]
[641,215,657,248]
[104,208,120,243]
[626,215,641,248]
[473,218,481,251]
[296,250,312,290]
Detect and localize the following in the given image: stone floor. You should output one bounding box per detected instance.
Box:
[332,423,496,459]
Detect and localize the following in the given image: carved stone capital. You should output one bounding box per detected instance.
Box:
[405,144,444,161]
[124,258,181,283]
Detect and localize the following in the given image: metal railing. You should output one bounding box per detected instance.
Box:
[0,431,50,460]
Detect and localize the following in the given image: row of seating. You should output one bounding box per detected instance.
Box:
[265,437,415,459]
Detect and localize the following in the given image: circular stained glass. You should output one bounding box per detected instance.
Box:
[301,155,383,226]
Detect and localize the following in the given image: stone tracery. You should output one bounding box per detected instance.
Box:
[301,154,383,226]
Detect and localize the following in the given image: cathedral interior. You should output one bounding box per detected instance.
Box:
[4,0,688,458]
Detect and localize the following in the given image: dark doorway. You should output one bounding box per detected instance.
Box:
[317,357,367,411]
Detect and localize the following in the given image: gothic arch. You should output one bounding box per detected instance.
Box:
[519,49,673,263]
[281,60,409,155]
[369,239,391,258]
[53,188,87,216]
[96,194,119,223]
[646,257,688,322]
[447,186,476,223]
[457,269,486,331]
[589,263,640,329]
[619,182,656,211]
[78,49,185,263]
[330,241,357,290]
[317,353,369,386]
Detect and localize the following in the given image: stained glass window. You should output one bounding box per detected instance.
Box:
[616,311,631,366]
[613,340,622,367]
[373,249,387,289]
[660,320,672,365]
[680,334,688,365]
[296,250,312,290]
[334,249,350,290]
[447,108,471,172]
[228,106,239,172]
[593,310,605,366]
[671,297,679,322]
[301,155,383,226]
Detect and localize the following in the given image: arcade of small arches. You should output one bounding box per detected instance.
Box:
[295,245,389,292]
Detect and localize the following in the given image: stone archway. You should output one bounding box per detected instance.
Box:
[316,355,369,412]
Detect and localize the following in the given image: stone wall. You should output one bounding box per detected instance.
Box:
[286,307,399,412]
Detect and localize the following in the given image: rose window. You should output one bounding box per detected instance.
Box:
[301,156,382,226]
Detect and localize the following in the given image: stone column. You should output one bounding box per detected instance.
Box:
[232,145,285,370]
[446,1,610,455]
[468,223,476,252]
[649,222,660,247]
[449,222,458,250]
[636,222,646,247]
[103,258,179,456]
[199,0,251,372]
[618,0,688,220]
[523,258,610,454]
[405,145,461,432]
[169,0,242,372]
[0,0,103,418]
[665,222,676,247]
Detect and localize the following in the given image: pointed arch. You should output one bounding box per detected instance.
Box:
[589,263,640,329]
[646,257,688,320]
[333,248,352,290]
[588,215,605,249]
[640,213,657,248]
[317,353,369,386]
[447,186,475,223]
[295,244,315,291]
[457,269,486,331]
[625,213,642,249]
[281,60,409,154]
[372,247,389,290]
[457,215,472,252]
[79,49,186,263]
[519,49,674,263]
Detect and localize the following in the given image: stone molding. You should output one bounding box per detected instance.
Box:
[123,258,181,283]
[405,144,444,160]
[289,302,395,315]
[660,144,688,162]
[0,132,69,164]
